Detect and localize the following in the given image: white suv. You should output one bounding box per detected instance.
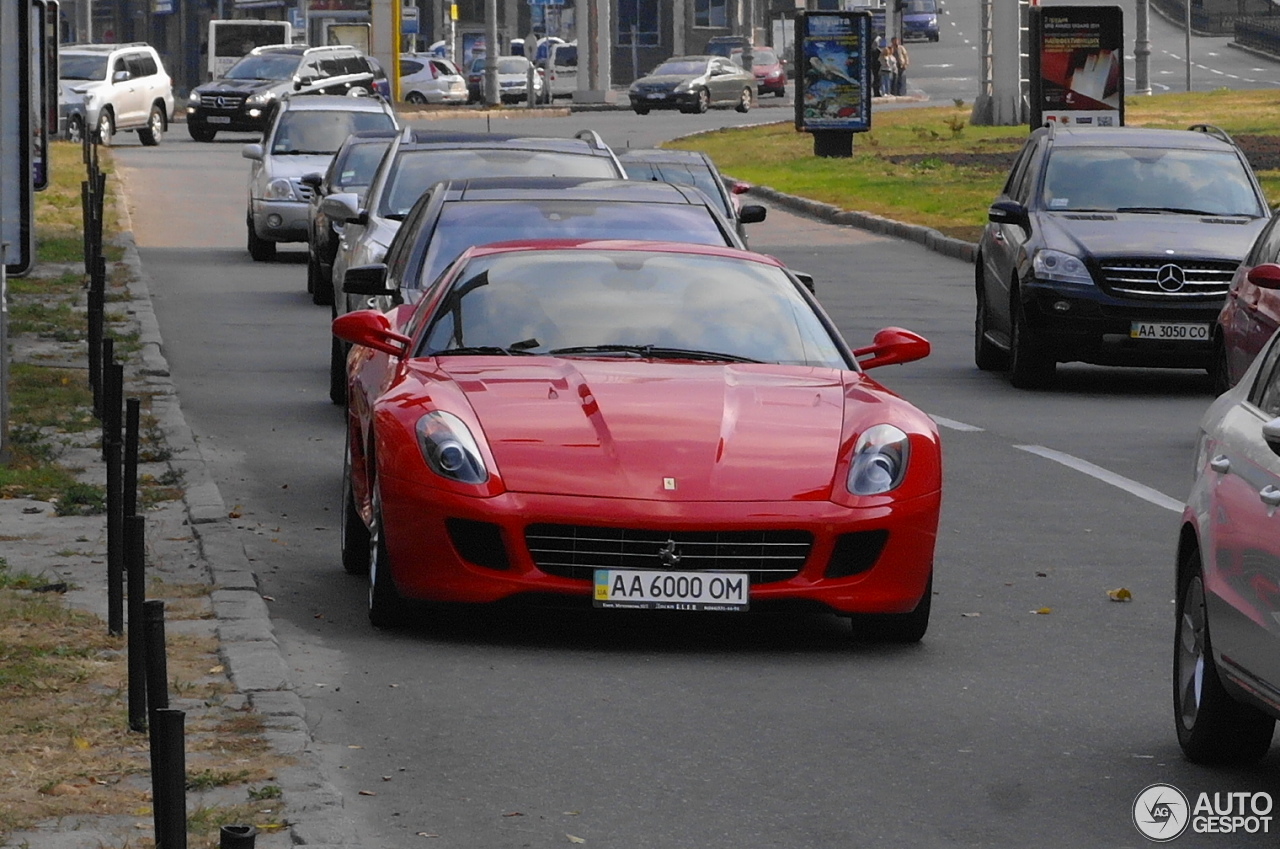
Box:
[58,43,174,146]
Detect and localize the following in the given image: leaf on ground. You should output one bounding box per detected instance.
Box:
[358,789,376,796]
[1032,607,1052,615]
[567,836,586,844]
[1107,587,1133,602]
[960,612,981,618]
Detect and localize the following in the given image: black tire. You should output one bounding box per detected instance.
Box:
[633,105,650,116]
[309,252,333,305]
[695,88,710,114]
[340,436,371,576]
[1008,283,1055,389]
[1174,548,1275,764]
[138,104,164,146]
[188,124,216,143]
[735,88,751,113]
[974,263,1009,371]
[773,88,786,98]
[96,109,114,145]
[405,91,428,105]
[368,483,411,628]
[66,114,84,143]
[1210,338,1232,396]
[850,575,932,643]
[247,214,276,262]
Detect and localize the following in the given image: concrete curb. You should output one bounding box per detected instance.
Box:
[110,173,360,846]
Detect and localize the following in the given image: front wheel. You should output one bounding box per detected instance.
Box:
[1210,339,1232,396]
[1174,551,1275,764]
[368,484,411,628]
[735,88,752,113]
[137,104,164,146]
[405,91,428,105]
[974,266,1009,371]
[247,214,276,262]
[309,252,333,305]
[849,576,932,643]
[633,105,650,116]
[1008,285,1055,389]
[188,124,216,143]
[695,88,710,113]
[96,109,115,145]
[340,437,371,576]
[66,113,85,143]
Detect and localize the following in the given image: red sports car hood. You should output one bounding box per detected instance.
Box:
[432,359,882,501]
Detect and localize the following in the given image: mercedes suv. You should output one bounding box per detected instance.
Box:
[975,123,1271,388]
[188,44,389,141]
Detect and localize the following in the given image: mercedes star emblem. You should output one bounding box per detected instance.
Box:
[1156,263,1186,292]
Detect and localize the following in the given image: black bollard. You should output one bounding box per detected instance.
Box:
[124,398,140,519]
[220,825,258,848]
[87,286,103,416]
[106,439,123,637]
[143,599,169,713]
[151,708,187,849]
[126,514,147,732]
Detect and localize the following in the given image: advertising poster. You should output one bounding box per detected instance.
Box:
[1030,5,1124,128]
[794,10,871,134]
[1,0,34,275]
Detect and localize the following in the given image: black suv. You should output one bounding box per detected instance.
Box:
[976,123,1271,388]
[186,44,388,141]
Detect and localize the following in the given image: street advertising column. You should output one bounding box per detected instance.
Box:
[794,10,872,158]
[1029,5,1125,129]
[1,0,35,276]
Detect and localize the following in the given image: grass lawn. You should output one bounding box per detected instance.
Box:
[669,89,1280,243]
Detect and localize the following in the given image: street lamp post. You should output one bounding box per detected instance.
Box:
[1134,0,1150,95]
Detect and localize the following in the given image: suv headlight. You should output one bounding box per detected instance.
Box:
[245,91,275,106]
[1032,249,1093,285]
[416,411,489,484]
[262,178,298,201]
[848,424,910,496]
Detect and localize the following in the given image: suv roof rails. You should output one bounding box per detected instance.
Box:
[573,129,610,152]
[62,41,151,49]
[1188,123,1235,145]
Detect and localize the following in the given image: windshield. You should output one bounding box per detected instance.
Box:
[1042,147,1265,217]
[60,54,107,81]
[905,0,937,13]
[621,161,731,218]
[225,52,302,81]
[650,60,706,77]
[496,57,531,74]
[334,140,393,190]
[415,200,731,290]
[378,149,620,218]
[419,250,846,368]
[270,110,397,155]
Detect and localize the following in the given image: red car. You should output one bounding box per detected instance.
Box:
[1213,215,1280,394]
[335,240,941,641]
[733,46,787,98]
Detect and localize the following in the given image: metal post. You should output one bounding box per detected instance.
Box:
[1184,0,1192,92]
[0,241,9,465]
[151,708,188,849]
[124,397,139,518]
[107,437,123,636]
[484,0,499,105]
[1134,0,1150,95]
[144,599,169,714]
[220,825,258,848]
[126,514,147,732]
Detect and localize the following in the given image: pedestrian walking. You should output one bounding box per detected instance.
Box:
[870,37,884,97]
[890,37,910,96]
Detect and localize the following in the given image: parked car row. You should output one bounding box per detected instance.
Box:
[975,119,1280,765]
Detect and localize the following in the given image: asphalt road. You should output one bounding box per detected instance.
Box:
[109,41,1280,848]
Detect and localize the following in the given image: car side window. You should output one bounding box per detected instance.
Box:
[135,53,158,77]
[402,59,424,76]
[112,56,128,80]
[1249,334,1280,414]
[299,58,322,80]
[319,56,345,77]
[1254,217,1280,265]
[1010,143,1043,206]
[1002,142,1034,200]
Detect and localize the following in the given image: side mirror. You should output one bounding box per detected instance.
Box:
[1246,263,1280,291]
[241,143,263,161]
[112,70,130,84]
[321,192,363,224]
[300,172,323,189]
[342,263,396,297]
[1264,417,1280,458]
[988,200,1029,230]
[792,271,816,294]
[738,204,767,225]
[853,327,931,370]
[332,309,410,359]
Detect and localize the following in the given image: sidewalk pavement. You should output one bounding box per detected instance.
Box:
[1,116,974,848]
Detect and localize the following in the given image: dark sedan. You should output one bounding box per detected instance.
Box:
[627,55,754,115]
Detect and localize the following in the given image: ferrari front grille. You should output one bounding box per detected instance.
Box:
[525,525,812,584]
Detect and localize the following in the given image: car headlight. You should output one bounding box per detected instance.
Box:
[674,81,691,93]
[262,178,298,201]
[245,91,275,106]
[416,411,489,484]
[1032,249,1093,285]
[847,424,910,496]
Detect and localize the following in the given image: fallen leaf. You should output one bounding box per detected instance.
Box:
[567,836,586,844]
[416,833,440,838]
[1107,587,1133,602]
[262,595,275,601]
[502,811,524,818]
[72,737,91,750]
[382,775,392,781]
[960,612,981,618]
[1035,571,1048,578]
[358,790,377,796]
[208,664,225,674]
[348,744,363,749]
[1032,607,1052,615]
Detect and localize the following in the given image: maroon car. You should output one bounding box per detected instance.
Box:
[1213,215,1280,394]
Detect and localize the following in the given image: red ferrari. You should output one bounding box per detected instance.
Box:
[335,240,942,641]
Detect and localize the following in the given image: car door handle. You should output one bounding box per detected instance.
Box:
[1209,455,1231,474]
[1261,486,1280,508]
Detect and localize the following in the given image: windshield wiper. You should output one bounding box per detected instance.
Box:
[433,345,536,357]
[548,344,760,363]
[1116,206,1218,216]
[277,149,334,156]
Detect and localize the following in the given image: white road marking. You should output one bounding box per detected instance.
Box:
[930,415,984,433]
[1015,445,1185,513]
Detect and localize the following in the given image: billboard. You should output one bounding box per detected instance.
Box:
[1029,5,1125,128]
[1,0,35,275]
[794,10,872,134]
